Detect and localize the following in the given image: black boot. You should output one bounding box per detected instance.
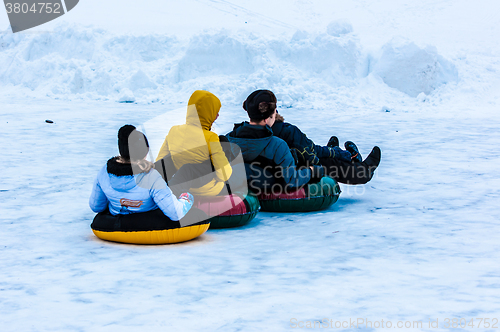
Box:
[344,141,362,162]
[363,146,381,169]
[362,146,381,183]
[327,136,339,148]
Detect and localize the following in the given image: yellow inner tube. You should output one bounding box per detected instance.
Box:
[92,222,210,245]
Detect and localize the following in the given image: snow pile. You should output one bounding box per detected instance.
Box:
[0,24,365,104]
[371,38,459,97]
[326,20,353,37]
[0,23,458,103]
[117,88,136,103]
[176,32,255,81]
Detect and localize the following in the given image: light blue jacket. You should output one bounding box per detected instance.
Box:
[89,164,193,221]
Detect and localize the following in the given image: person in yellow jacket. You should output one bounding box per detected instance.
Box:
[156,90,232,196]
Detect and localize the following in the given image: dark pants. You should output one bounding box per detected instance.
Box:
[319,157,377,185]
[91,207,209,231]
[170,160,218,196]
[154,156,215,196]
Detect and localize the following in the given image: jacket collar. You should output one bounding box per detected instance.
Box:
[229,122,273,139]
[107,157,134,176]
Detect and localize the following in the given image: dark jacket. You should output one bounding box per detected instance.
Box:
[226,122,312,191]
[271,121,334,165]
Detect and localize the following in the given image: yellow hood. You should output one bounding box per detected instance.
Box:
[186,90,221,130]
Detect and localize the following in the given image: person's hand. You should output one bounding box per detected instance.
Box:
[303,146,320,165]
[309,165,325,182]
[179,192,194,205]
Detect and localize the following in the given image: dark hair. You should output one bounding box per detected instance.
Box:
[243,90,277,122]
[118,125,150,161]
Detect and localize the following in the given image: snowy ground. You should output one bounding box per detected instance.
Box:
[1,0,500,331]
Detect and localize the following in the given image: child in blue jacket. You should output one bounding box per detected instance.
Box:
[89,125,193,221]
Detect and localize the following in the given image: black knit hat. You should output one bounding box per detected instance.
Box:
[243,90,277,121]
[118,125,149,161]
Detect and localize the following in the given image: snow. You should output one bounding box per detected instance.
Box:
[1,0,500,330]
[326,20,353,37]
[117,88,136,104]
[0,24,366,104]
[371,38,458,97]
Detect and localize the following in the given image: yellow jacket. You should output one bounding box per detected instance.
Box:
[156,90,232,196]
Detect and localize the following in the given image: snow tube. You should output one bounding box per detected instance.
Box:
[91,208,210,244]
[194,193,261,229]
[257,177,341,212]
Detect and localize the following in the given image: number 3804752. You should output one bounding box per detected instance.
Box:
[5,3,62,14]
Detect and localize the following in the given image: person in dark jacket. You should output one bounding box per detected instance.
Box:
[271,115,381,185]
[244,90,381,185]
[271,118,352,165]
[226,90,325,194]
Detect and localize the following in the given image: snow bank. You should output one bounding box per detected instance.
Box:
[0,23,457,103]
[371,38,458,97]
[326,20,353,37]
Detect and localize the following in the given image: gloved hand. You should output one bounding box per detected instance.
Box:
[179,192,194,205]
[309,165,326,183]
[302,146,320,166]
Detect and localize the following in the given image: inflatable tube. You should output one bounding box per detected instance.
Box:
[194,193,261,229]
[257,177,341,212]
[91,208,209,244]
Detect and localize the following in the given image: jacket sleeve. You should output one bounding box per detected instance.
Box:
[273,122,321,165]
[297,143,320,165]
[208,135,232,182]
[155,134,170,162]
[313,143,335,159]
[150,173,193,221]
[89,175,109,213]
[273,139,312,188]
